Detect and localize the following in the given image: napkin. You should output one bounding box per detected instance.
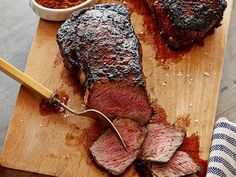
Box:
[207,117,236,177]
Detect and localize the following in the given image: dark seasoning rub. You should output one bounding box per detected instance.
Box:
[145,0,227,48]
[159,0,227,31]
[57,3,153,125]
[39,90,69,116]
[57,4,144,87]
[115,0,191,66]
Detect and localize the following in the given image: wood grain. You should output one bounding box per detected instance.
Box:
[0,166,51,177]
[0,0,233,176]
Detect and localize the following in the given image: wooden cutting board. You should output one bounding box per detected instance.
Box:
[0,0,233,176]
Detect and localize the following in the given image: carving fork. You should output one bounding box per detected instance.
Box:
[0,58,127,150]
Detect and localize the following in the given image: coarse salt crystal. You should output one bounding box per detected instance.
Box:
[177,72,182,77]
[204,72,210,77]
[64,113,70,118]
[195,119,199,123]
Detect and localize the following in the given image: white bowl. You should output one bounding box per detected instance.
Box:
[28,0,99,21]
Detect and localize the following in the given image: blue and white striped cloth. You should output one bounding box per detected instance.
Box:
[207,117,236,177]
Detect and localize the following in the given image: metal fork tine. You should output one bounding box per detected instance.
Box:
[53,97,128,151]
[0,58,127,151]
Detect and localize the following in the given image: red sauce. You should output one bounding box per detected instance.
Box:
[151,102,206,176]
[39,90,69,116]
[180,133,208,177]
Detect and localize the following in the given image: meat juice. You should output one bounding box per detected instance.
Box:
[119,1,207,175]
[114,0,190,67]
[39,90,69,116]
[147,104,207,176]
[53,1,207,176]
[180,133,208,177]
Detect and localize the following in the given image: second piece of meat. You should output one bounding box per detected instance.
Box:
[139,121,185,162]
[57,4,153,125]
[145,0,227,49]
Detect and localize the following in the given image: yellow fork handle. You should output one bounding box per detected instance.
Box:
[0,58,53,100]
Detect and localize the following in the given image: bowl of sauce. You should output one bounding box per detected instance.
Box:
[28,0,99,21]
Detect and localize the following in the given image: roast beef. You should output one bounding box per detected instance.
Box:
[145,0,227,49]
[151,151,200,177]
[139,122,185,162]
[90,118,147,175]
[57,4,153,125]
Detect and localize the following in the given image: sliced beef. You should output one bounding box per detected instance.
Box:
[139,122,185,162]
[90,118,147,175]
[151,151,200,177]
[57,4,152,125]
[145,0,227,49]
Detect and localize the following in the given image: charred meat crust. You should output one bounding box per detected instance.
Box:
[156,0,227,31]
[135,160,153,177]
[57,4,145,88]
[145,0,227,48]
[57,4,153,124]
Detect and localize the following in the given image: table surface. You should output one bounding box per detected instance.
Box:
[0,0,235,176]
